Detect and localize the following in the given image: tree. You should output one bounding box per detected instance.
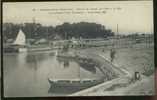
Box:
[3,22,115,43]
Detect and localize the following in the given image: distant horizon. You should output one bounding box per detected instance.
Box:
[3,21,153,35]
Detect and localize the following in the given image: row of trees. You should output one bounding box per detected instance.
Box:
[3,22,115,42]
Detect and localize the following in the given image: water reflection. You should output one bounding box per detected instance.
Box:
[56,57,70,68]
[47,56,100,94]
[26,55,38,71]
[26,54,47,71]
[77,62,96,74]
[17,52,27,67]
[63,61,69,68]
[4,51,104,96]
[57,57,97,73]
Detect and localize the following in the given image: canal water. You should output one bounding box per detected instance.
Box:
[3,51,104,97]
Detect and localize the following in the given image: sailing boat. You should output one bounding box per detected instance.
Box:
[4,29,27,53]
[13,29,26,46]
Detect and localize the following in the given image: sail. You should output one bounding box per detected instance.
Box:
[13,29,26,45]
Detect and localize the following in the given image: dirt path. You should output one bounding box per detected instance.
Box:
[70,49,132,96]
[70,48,154,96]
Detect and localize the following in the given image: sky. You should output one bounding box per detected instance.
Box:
[3,1,153,34]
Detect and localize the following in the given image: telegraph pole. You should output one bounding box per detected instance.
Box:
[117,24,119,35]
[116,24,119,48]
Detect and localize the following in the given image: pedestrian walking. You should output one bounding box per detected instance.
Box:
[110,48,116,62]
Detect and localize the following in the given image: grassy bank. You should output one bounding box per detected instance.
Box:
[71,44,154,96]
[100,46,154,76]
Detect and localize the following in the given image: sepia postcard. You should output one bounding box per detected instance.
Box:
[2,0,155,97]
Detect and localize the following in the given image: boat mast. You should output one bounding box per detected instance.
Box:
[117,24,119,48]
[33,17,37,38]
[117,24,119,35]
[32,8,38,38]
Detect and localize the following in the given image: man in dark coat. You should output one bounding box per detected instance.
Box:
[110,48,116,63]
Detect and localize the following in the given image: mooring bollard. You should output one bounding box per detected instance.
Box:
[135,71,141,80]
